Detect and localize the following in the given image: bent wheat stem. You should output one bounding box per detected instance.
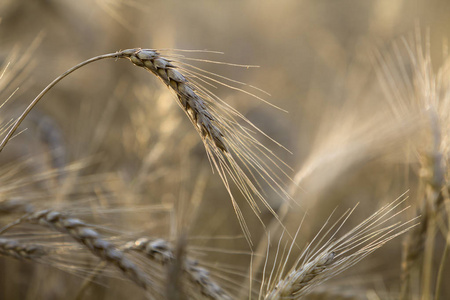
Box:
[0,51,127,152]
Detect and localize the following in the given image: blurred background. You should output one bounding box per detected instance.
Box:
[1,0,450,299]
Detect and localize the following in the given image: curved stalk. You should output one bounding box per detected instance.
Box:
[0,50,133,152]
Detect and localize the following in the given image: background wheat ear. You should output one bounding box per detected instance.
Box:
[124,237,232,300]
[0,209,151,290]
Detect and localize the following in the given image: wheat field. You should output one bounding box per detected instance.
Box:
[0,1,449,299]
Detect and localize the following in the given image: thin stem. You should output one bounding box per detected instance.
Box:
[421,196,437,300]
[434,191,450,300]
[0,51,129,152]
[434,232,449,300]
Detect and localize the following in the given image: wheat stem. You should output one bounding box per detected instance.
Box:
[434,230,449,300]
[0,51,128,152]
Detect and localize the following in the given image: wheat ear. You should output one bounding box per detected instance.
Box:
[264,194,417,299]
[0,48,292,245]
[127,49,295,245]
[125,237,232,300]
[1,209,150,290]
[123,49,227,151]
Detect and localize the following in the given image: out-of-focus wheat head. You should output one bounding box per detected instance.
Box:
[374,30,450,300]
[374,31,450,179]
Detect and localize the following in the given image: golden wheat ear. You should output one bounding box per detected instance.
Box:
[0,48,293,245]
[262,193,418,300]
[122,48,294,243]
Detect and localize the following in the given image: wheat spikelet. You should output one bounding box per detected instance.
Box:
[0,236,84,276]
[0,237,46,260]
[266,252,335,299]
[125,237,232,300]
